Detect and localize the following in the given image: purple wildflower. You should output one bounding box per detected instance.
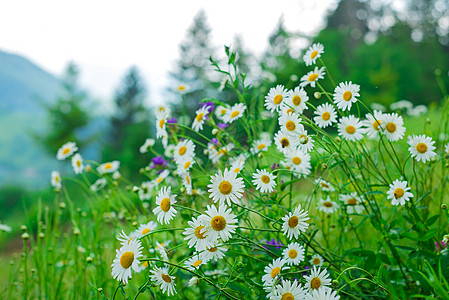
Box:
[200,101,215,113]
[217,123,228,129]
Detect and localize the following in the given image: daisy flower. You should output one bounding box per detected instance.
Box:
[51,171,62,190]
[209,143,234,163]
[208,168,245,206]
[282,205,310,240]
[185,253,210,271]
[283,149,312,178]
[71,153,84,174]
[173,139,196,164]
[0,223,12,233]
[337,115,365,142]
[251,138,272,154]
[156,112,169,139]
[300,67,326,88]
[282,242,305,266]
[382,113,406,142]
[90,178,107,192]
[132,221,157,239]
[155,241,169,262]
[252,169,277,193]
[230,157,245,174]
[192,106,210,132]
[153,169,170,186]
[279,111,304,135]
[202,244,227,261]
[407,134,437,163]
[265,85,288,112]
[310,254,324,267]
[182,172,193,195]
[387,179,413,206]
[138,181,154,201]
[56,141,78,160]
[318,196,339,214]
[273,279,307,300]
[117,230,134,246]
[306,288,340,300]
[314,178,335,192]
[262,257,289,287]
[340,193,364,214]
[274,130,299,154]
[154,104,172,116]
[363,110,384,139]
[304,267,332,291]
[303,43,324,66]
[313,103,337,129]
[97,161,120,175]
[176,157,196,174]
[139,138,155,154]
[150,266,177,296]
[111,239,143,284]
[202,204,238,243]
[283,86,309,114]
[296,128,315,152]
[183,216,214,251]
[333,81,360,111]
[215,105,229,122]
[223,103,246,124]
[152,186,178,224]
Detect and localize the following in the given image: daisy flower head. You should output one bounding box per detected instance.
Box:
[208,168,245,206]
[318,196,339,214]
[139,138,155,154]
[117,230,134,246]
[150,266,177,296]
[230,157,245,174]
[215,105,229,122]
[156,111,169,139]
[183,216,214,251]
[315,178,335,192]
[153,169,170,186]
[305,288,340,300]
[387,179,413,206]
[71,153,84,174]
[279,111,304,135]
[363,110,384,139]
[300,67,326,89]
[202,244,227,261]
[90,178,107,192]
[274,130,299,154]
[282,242,305,266]
[223,103,246,124]
[304,266,332,292]
[202,204,238,242]
[252,169,277,193]
[303,43,324,66]
[333,81,360,111]
[176,157,195,174]
[182,172,193,195]
[138,181,154,201]
[284,148,312,178]
[408,134,437,163]
[337,115,365,142]
[283,86,309,114]
[154,104,172,116]
[310,254,324,267]
[173,139,195,164]
[56,141,78,160]
[0,223,12,233]
[192,105,210,132]
[296,128,315,153]
[251,138,272,154]
[340,192,364,214]
[97,161,120,175]
[282,205,310,240]
[185,253,210,271]
[382,113,406,142]
[273,279,307,300]
[152,186,178,224]
[313,103,337,129]
[262,257,289,287]
[111,239,143,284]
[51,171,62,190]
[133,221,157,239]
[265,85,288,112]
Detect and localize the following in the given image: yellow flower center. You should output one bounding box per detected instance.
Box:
[292,95,301,106]
[310,277,321,290]
[62,147,70,155]
[194,226,206,239]
[233,168,240,173]
[373,120,382,131]
[104,163,112,170]
[347,198,357,205]
[177,85,185,91]
[281,292,294,300]
[218,181,232,195]
[76,160,81,167]
[312,258,321,265]
[308,73,318,82]
[231,111,240,118]
[286,108,294,114]
[208,247,218,252]
[120,251,134,269]
[322,112,330,121]
[281,138,290,148]
[196,113,204,122]
[220,109,226,116]
[160,197,171,212]
[157,177,163,183]
[273,94,283,105]
[310,50,318,59]
[288,216,299,228]
[186,175,191,185]
[343,91,352,101]
[386,122,396,133]
[141,228,151,235]
[416,142,428,154]
[288,249,298,259]
[394,188,405,199]
[323,201,333,207]
[257,144,266,150]
[285,120,296,131]
[55,176,60,182]
[271,267,281,278]
[178,146,187,156]
[159,119,165,128]
[218,148,227,156]
[211,215,227,231]
[161,273,172,283]
[346,125,356,134]
[184,161,191,169]
[320,182,329,188]
[142,261,149,268]
[261,175,271,184]
[292,156,301,165]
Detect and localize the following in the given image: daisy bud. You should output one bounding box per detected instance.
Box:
[188,276,199,286]
[39,232,45,239]
[180,187,186,193]
[132,221,138,227]
[335,137,341,143]
[31,268,36,274]
[86,256,93,263]
[81,212,87,217]
[426,118,431,124]
[145,166,150,171]
[314,92,321,99]
[21,233,29,240]
[97,288,103,293]
[212,129,219,135]
[20,225,27,232]
[85,164,92,172]
[59,202,66,210]
[258,152,263,158]
[203,149,208,155]
[132,186,140,193]
[446,163,449,168]
[321,163,328,170]
[73,227,80,236]
[435,69,441,76]
[139,168,145,174]
[332,280,339,286]
[441,204,447,210]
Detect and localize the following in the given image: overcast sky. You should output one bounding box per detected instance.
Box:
[0,0,337,108]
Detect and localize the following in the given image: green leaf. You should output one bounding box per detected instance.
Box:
[425,215,440,227]
[420,228,438,241]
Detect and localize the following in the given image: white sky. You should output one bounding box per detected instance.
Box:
[0,0,337,109]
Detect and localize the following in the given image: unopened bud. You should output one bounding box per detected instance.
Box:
[85,164,92,172]
[21,233,29,240]
[73,227,80,236]
[180,187,186,193]
[426,118,431,124]
[59,202,66,209]
[258,152,263,158]
[39,232,45,239]
[132,221,138,227]
[442,204,447,210]
[20,225,27,232]
[97,288,103,293]
[132,186,140,193]
[335,137,341,143]
[321,163,328,170]
[212,129,218,135]
[332,280,339,286]
[314,92,321,99]
[86,256,93,263]
[188,276,199,286]
[435,69,441,76]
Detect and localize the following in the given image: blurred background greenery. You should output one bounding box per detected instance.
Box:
[1,0,448,254]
